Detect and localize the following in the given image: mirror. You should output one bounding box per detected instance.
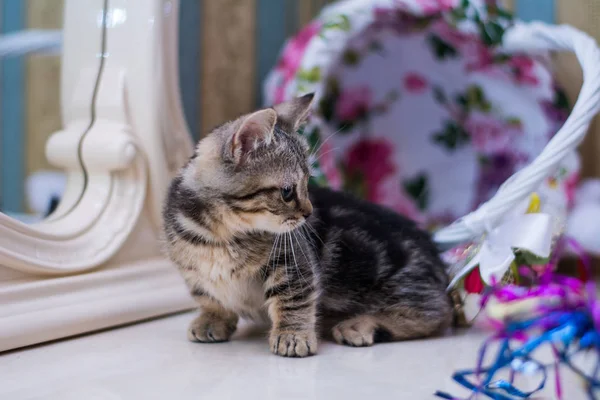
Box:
[0,0,98,224]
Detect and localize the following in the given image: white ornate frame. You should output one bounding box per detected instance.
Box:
[0,0,194,352]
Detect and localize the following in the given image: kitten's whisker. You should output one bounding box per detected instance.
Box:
[289,231,310,290]
[300,225,319,253]
[283,233,292,296]
[293,230,317,287]
[310,127,344,159]
[304,221,325,246]
[266,234,277,265]
[267,234,280,278]
[312,147,340,164]
[287,232,302,291]
[292,229,310,266]
[273,233,283,279]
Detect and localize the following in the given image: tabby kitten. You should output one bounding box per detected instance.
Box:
[162,94,453,357]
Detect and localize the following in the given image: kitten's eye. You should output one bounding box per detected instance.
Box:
[280,186,294,202]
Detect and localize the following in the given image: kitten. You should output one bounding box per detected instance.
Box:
[162,94,453,357]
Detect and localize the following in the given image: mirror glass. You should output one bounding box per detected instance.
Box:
[0,0,97,223]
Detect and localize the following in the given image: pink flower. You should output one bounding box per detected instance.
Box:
[509,55,539,86]
[416,0,458,14]
[465,43,495,72]
[344,138,422,222]
[465,112,522,155]
[346,138,396,189]
[318,141,342,190]
[430,21,497,74]
[541,100,569,125]
[473,150,528,207]
[404,73,428,93]
[336,86,372,121]
[565,172,579,209]
[273,21,321,103]
[431,19,471,48]
[376,178,424,223]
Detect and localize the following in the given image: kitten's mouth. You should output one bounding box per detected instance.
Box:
[281,217,305,232]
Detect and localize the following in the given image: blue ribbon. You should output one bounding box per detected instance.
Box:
[436,309,599,399]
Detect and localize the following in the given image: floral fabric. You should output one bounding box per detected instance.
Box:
[264,0,577,230]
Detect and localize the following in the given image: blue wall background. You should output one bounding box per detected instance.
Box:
[0,0,25,213]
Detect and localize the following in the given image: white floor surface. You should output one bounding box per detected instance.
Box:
[1,312,595,399]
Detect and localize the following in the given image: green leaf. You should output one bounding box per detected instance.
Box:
[338,15,351,31]
[341,165,368,199]
[342,49,360,66]
[466,85,491,111]
[456,94,468,109]
[433,85,447,104]
[338,121,355,133]
[555,88,570,110]
[403,174,429,210]
[309,174,328,187]
[322,14,351,33]
[305,127,321,150]
[415,16,436,31]
[492,53,511,63]
[478,155,491,166]
[480,21,505,47]
[505,117,522,127]
[297,66,321,83]
[318,78,340,122]
[427,35,459,60]
[558,166,568,178]
[433,121,470,150]
[319,96,336,122]
[468,85,484,103]
[326,77,340,96]
[450,7,467,21]
[514,249,550,266]
[369,40,384,55]
[386,89,400,103]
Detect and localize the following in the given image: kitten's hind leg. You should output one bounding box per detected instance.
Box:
[372,306,452,342]
[331,315,378,347]
[188,293,239,343]
[332,306,452,347]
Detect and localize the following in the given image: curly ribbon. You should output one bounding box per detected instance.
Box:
[436,237,599,400]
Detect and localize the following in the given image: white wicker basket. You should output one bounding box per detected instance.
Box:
[264,0,600,272]
[435,21,600,244]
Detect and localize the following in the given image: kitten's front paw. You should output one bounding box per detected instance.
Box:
[269,330,317,357]
[187,313,237,343]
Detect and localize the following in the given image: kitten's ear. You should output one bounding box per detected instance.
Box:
[273,93,314,133]
[230,108,278,164]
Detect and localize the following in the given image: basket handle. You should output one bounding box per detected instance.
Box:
[434,21,600,245]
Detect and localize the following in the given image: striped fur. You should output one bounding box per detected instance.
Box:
[162,94,452,357]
